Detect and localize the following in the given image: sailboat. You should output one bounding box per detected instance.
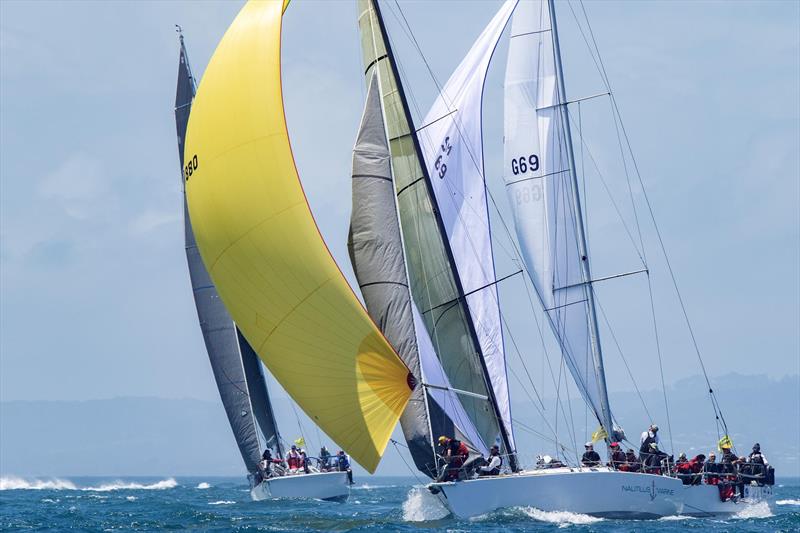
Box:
[173,23,353,503]
[351,0,775,519]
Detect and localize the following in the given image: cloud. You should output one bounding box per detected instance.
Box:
[23,238,73,269]
[129,210,181,236]
[37,153,107,220]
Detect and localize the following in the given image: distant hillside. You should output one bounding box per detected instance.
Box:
[1,373,797,477]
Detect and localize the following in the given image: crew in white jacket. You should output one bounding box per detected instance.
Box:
[478,445,502,476]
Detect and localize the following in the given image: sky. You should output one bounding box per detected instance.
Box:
[1,0,798,472]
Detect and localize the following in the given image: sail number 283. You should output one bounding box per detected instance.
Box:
[510,154,539,175]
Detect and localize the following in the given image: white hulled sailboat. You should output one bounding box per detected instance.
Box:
[351,0,775,519]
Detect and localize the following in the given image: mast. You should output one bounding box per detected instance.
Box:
[547,0,614,441]
[370,0,517,470]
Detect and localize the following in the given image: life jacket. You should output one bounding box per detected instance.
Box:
[750,452,764,464]
[640,433,657,453]
[449,442,468,468]
[287,450,300,469]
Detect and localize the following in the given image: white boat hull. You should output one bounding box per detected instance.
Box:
[680,482,774,516]
[250,471,350,502]
[429,467,683,519]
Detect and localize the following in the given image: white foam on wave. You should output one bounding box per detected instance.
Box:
[659,515,695,521]
[84,478,178,492]
[401,487,450,522]
[353,483,396,490]
[733,500,773,519]
[521,507,603,526]
[196,482,211,489]
[125,496,137,501]
[776,498,800,506]
[0,476,77,490]
[0,476,178,492]
[208,500,236,505]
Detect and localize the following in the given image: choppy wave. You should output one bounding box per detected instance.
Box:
[196,482,211,489]
[401,487,449,521]
[208,500,236,505]
[84,479,178,492]
[353,483,397,491]
[521,507,604,526]
[0,476,177,492]
[776,499,800,506]
[733,501,773,519]
[1,476,77,490]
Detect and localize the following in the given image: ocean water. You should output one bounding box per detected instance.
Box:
[1,475,798,531]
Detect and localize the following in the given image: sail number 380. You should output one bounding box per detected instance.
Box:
[184,154,198,182]
[510,154,539,175]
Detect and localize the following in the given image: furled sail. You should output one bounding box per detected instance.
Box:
[174,35,282,474]
[348,71,488,476]
[418,0,518,454]
[503,0,615,435]
[357,0,509,463]
[183,0,412,473]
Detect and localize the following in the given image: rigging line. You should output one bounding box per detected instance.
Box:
[566,109,646,265]
[390,439,426,485]
[577,0,727,439]
[383,9,520,454]
[646,273,674,455]
[577,0,728,435]
[508,366,558,442]
[421,270,523,315]
[387,0,538,287]
[594,295,652,421]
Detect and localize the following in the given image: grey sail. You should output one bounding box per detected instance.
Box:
[348,71,442,477]
[357,0,515,469]
[174,35,282,474]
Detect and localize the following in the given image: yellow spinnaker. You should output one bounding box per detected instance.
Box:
[184,0,411,473]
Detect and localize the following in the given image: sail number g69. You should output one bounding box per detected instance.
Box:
[184,154,198,182]
[510,154,539,175]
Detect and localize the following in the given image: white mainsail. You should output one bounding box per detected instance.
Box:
[503,0,614,433]
[418,0,518,451]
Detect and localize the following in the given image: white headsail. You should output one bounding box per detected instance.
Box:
[503,0,615,436]
[418,0,518,451]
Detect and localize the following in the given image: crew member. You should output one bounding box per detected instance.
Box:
[644,442,667,474]
[622,449,640,472]
[608,442,626,469]
[747,443,768,479]
[286,444,301,473]
[318,446,331,472]
[336,450,353,484]
[299,448,310,474]
[639,424,659,465]
[581,442,601,467]
[704,452,720,485]
[478,445,502,476]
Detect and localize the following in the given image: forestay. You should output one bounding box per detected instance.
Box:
[348,72,488,476]
[174,36,281,474]
[502,0,613,430]
[183,0,412,473]
[357,0,505,458]
[418,0,518,453]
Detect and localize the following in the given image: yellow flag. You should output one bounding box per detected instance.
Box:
[591,426,608,443]
[718,435,733,451]
[294,437,305,448]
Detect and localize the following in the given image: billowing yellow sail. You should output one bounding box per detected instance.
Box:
[184,0,411,472]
